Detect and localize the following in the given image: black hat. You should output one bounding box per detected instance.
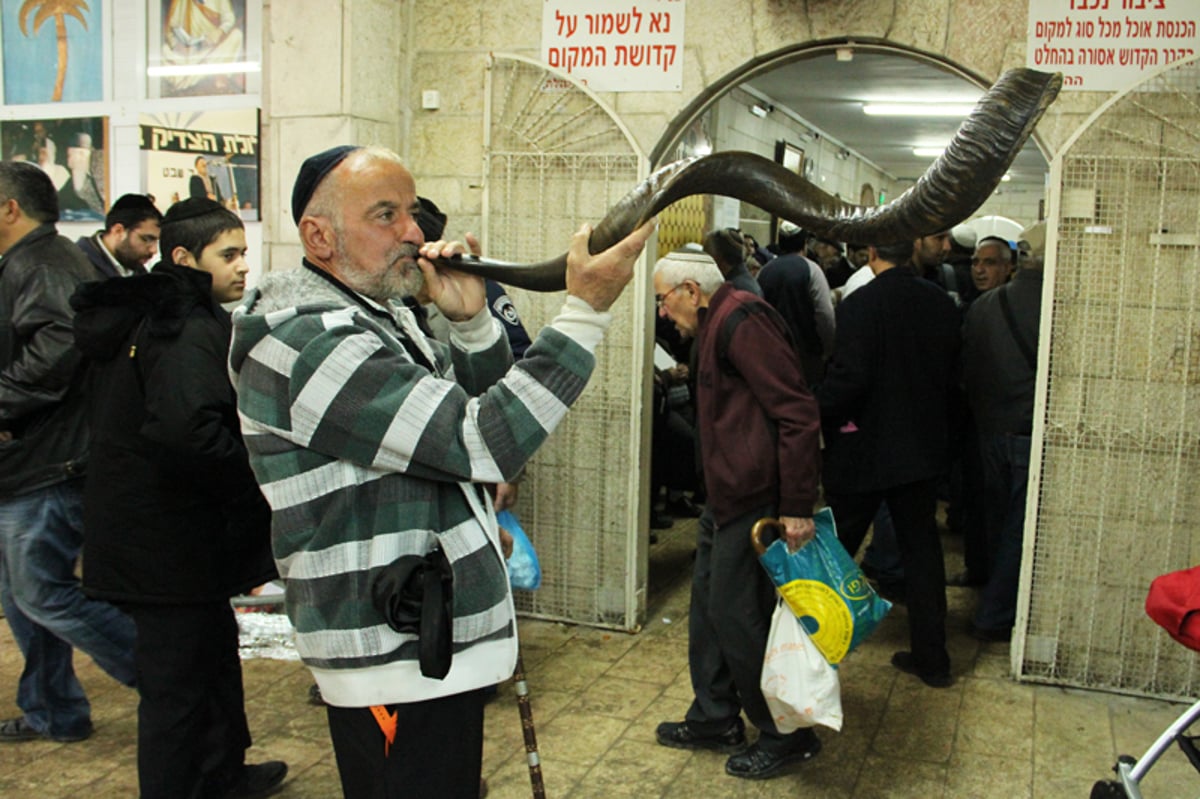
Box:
[415,196,447,240]
[163,197,225,224]
[291,145,360,225]
[109,193,157,215]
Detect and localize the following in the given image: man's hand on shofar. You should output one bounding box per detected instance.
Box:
[418,233,486,321]
[565,220,656,312]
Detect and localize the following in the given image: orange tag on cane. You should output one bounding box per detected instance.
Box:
[369,705,397,756]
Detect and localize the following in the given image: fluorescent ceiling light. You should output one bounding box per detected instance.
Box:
[863,103,976,117]
[147,61,261,77]
[912,147,945,157]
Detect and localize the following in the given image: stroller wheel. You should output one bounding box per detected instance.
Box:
[1090,780,1126,799]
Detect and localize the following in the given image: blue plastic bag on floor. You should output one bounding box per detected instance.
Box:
[752,507,891,663]
[498,509,541,591]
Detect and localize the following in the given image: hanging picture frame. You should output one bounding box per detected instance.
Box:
[138,108,260,220]
[1,1,105,104]
[1,116,109,222]
[770,139,806,244]
[146,0,262,99]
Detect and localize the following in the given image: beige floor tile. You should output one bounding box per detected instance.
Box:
[852,753,947,798]
[560,674,664,720]
[1033,768,1117,799]
[526,648,614,692]
[946,751,1033,798]
[604,635,691,686]
[955,676,1035,760]
[576,737,690,796]
[871,678,963,763]
[537,710,633,768]
[487,751,589,799]
[1033,685,1114,775]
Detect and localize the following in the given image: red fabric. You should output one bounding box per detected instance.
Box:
[1146,565,1200,652]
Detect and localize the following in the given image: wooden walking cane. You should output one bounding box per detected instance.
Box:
[512,649,546,799]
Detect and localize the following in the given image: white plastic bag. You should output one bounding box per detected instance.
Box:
[761,598,843,732]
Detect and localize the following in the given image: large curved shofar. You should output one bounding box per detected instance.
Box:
[438,67,1062,292]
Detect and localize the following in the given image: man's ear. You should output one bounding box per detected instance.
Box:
[171,245,195,268]
[299,216,334,261]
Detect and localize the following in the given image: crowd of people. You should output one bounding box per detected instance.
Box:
[0,146,1044,796]
[648,217,1044,778]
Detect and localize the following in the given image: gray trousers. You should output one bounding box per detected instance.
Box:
[685,504,815,752]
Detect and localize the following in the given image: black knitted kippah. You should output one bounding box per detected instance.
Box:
[291,145,360,225]
[109,193,157,215]
[162,197,225,224]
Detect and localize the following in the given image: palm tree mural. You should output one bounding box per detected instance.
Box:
[19,0,90,102]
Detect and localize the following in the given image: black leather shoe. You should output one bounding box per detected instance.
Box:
[222,761,288,799]
[725,737,822,780]
[891,651,953,688]
[656,718,746,753]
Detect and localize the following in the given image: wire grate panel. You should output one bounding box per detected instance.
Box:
[1021,55,1200,699]
[484,56,647,629]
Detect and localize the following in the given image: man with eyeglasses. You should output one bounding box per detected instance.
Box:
[75,194,163,278]
[651,249,823,781]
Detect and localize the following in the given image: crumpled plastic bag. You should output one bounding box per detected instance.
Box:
[761,598,843,732]
[498,509,541,591]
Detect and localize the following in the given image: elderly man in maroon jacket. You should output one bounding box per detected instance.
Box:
[651,248,822,781]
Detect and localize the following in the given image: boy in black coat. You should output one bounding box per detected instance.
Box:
[72,198,287,799]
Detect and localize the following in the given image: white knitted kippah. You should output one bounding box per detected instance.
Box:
[654,249,716,270]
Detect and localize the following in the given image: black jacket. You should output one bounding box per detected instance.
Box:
[817,266,961,493]
[0,224,97,497]
[76,233,147,280]
[72,263,275,604]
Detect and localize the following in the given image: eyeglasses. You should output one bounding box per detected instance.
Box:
[655,284,684,309]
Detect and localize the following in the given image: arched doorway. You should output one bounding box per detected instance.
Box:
[641,41,1052,607]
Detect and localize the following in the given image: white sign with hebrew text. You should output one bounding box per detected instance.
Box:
[1027,0,1200,92]
[541,0,685,92]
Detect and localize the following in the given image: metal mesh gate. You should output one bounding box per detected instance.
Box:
[1019,55,1200,699]
[483,55,649,629]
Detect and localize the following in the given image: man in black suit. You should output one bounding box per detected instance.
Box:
[817,240,961,687]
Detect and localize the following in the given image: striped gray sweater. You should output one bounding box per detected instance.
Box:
[228,265,611,706]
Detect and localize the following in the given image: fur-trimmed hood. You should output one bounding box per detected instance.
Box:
[71,263,216,362]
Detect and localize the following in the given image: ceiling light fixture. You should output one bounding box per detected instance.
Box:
[863,103,976,117]
[912,147,945,158]
[750,103,772,118]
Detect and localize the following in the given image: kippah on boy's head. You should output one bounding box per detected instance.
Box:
[161,197,243,267]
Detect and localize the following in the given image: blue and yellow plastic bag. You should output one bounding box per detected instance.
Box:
[751,507,890,663]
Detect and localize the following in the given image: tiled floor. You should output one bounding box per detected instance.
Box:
[1,517,1197,798]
